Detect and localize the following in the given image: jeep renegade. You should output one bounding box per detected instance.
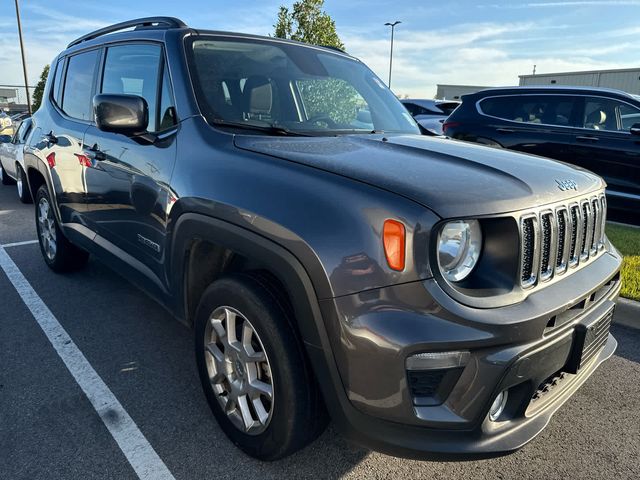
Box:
[24,17,622,460]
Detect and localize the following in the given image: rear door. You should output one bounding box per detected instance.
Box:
[475,94,580,162]
[82,42,178,279]
[38,50,99,224]
[570,95,640,203]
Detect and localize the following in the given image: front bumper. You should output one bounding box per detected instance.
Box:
[317,249,621,458]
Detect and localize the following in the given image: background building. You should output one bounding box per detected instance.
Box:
[519,67,640,95]
[435,84,494,100]
[0,86,28,114]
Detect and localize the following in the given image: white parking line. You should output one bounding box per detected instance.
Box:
[2,239,38,248]
[0,245,175,480]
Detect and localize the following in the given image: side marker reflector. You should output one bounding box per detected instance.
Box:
[383,219,406,271]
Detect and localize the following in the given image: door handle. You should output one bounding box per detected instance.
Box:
[576,135,599,142]
[496,128,516,133]
[87,144,106,161]
[43,131,58,144]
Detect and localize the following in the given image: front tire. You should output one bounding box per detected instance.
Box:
[194,274,327,460]
[35,185,89,272]
[16,166,32,203]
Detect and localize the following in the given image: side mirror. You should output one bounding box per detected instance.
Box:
[0,135,11,143]
[630,123,640,136]
[93,94,148,135]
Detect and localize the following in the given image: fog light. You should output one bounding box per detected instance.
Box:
[489,390,508,421]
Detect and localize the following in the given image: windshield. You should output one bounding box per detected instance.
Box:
[187,37,420,136]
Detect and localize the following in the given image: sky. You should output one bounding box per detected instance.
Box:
[1,0,640,101]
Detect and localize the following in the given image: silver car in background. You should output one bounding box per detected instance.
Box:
[401,99,460,135]
[0,117,33,203]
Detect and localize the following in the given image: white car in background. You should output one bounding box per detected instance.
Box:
[0,117,33,203]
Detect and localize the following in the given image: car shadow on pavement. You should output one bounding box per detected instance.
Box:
[611,324,640,364]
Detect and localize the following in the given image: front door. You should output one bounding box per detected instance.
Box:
[570,96,640,204]
[82,43,178,280]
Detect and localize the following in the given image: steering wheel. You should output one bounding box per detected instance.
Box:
[305,114,339,129]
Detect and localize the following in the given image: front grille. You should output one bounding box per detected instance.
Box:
[580,310,612,367]
[540,212,554,280]
[569,205,579,265]
[531,371,567,405]
[519,193,606,289]
[556,208,567,273]
[520,216,536,286]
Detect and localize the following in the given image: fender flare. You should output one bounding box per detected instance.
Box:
[169,212,352,422]
[25,152,64,225]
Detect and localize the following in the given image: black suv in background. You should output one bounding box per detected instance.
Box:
[23,18,621,460]
[444,86,640,222]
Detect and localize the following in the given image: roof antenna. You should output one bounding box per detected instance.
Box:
[533,64,537,75]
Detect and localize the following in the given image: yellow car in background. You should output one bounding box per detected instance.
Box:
[0,112,13,136]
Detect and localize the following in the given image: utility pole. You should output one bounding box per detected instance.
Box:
[385,21,401,89]
[14,0,32,113]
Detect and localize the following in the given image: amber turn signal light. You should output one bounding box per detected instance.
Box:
[383,219,406,271]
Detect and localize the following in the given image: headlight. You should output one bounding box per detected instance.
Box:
[437,220,482,282]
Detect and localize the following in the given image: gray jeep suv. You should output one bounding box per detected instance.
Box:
[24,17,621,460]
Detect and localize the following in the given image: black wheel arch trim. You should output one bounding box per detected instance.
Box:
[25,156,64,225]
[169,212,352,420]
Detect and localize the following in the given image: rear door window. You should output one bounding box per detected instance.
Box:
[14,119,32,143]
[61,50,100,121]
[479,95,577,127]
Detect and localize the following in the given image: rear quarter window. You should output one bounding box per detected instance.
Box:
[51,58,65,106]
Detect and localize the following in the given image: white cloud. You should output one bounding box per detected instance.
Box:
[343,20,640,98]
[481,1,640,7]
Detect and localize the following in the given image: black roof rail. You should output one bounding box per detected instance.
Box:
[67,17,187,48]
[320,44,346,53]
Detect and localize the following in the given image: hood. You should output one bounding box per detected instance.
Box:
[234,134,604,218]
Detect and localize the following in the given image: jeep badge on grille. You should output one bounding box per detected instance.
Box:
[555,179,578,191]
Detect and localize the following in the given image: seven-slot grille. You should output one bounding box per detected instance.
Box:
[520,193,607,289]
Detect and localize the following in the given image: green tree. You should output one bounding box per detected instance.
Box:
[274,0,358,125]
[31,64,50,112]
[273,0,344,50]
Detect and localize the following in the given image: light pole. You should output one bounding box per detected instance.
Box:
[384,21,401,89]
[14,0,32,113]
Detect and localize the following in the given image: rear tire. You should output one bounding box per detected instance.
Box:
[194,273,328,460]
[35,185,89,272]
[16,166,32,203]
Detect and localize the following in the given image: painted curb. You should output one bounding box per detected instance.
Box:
[613,298,640,330]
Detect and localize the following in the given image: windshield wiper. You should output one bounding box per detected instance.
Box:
[211,119,312,137]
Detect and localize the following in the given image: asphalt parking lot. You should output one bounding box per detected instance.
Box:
[1,184,639,480]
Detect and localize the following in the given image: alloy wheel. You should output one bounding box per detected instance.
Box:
[37,197,57,261]
[17,172,23,198]
[204,306,274,435]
